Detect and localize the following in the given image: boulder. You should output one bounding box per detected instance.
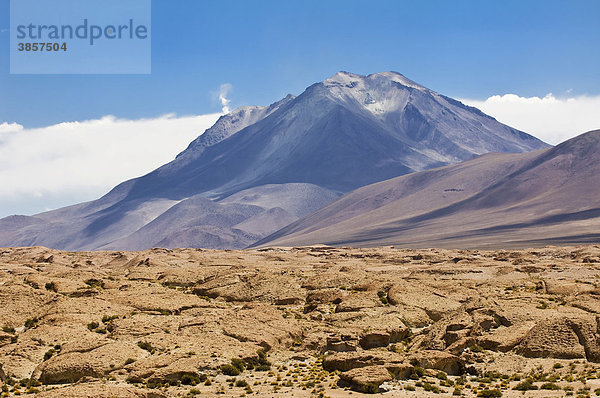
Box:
[571,317,600,362]
[388,283,461,321]
[478,322,534,352]
[386,363,414,380]
[306,289,345,304]
[220,304,302,350]
[34,342,143,384]
[126,354,189,383]
[147,357,203,384]
[323,352,389,372]
[0,331,12,347]
[359,331,394,349]
[193,272,303,303]
[326,334,358,352]
[335,292,381,313]
[34,382,167,397]
[515,317,586,359]
[409,350,464,375]
[339,365,392,393]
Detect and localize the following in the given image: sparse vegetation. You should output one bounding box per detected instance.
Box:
[377,290,389,305]
[235,379,248,387]
[221,364,241,376]
[102,314,119,323]
[45,282,58,292]
[537,300,549,309]
[541,382,561,390]
[362,382,379,393]
[250,349,272,371]
[478,389,502,397]
[43,348,56,361]
[2,326,15,334]
[25,280,39,289]
[137,341,156,353]
[87,321,99,330]
[514,379,538,391]
[86,321,107,333]
[24,317,39,330]
[231,357,246,372]
[411,365,425,379]
[181,373,200,385]
[84,278,104,289]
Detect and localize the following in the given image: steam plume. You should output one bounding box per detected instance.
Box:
[219,83,232,113]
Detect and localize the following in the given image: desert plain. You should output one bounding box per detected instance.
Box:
[1,245,600,397]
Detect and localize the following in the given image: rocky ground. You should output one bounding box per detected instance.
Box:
[1,245,600,397]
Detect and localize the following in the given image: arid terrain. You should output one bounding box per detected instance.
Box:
[1,245,600,397]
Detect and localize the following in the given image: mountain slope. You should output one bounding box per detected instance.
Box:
[172,94,296,168]
[256,130,600,249]
[116,71,547,202]
[0,71,548,250]
[98,183,340,250]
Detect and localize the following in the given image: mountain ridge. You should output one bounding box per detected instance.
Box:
[0,71,549,250]
[255,129,600,249]
[105,71,547,203]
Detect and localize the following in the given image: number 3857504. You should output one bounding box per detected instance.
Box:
[17,43,67,51]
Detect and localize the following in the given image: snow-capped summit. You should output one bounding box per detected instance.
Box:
[322,70,362,86]
[370,71,428,90]
[320,71,430,117]
[324,71,426,91]
[0,71,549,251]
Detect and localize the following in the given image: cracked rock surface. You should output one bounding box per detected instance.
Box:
[1,245,600,396]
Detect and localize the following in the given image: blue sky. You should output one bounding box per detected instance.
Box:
[1,0,600,217]
[1,0,599,127]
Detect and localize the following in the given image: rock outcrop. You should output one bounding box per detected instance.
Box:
[0,245,599,395]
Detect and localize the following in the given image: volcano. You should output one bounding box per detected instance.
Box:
[0,71,548,250]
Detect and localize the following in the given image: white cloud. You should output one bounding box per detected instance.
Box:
[0,113,221,217]
[0,122,24,136]
[461,93,600,145]
[218,83,233,113]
